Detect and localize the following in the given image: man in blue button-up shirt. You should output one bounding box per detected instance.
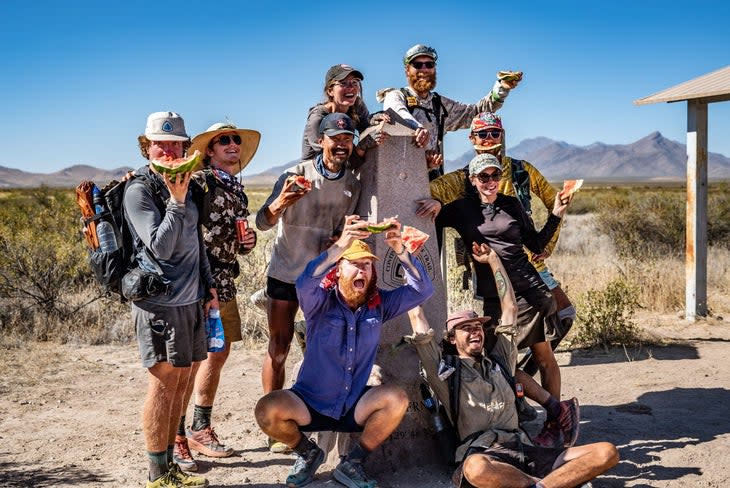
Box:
[255,215,434,488]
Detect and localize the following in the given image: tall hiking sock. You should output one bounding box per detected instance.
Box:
[344,442,371,463]
[542,396,561,421]
[177,416,186,436]
[148,450,168,481]
[293,435,316,457]
[167,445,174,465]
[191,405,213,432]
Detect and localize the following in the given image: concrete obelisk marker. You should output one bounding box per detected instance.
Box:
[344,115,449,470]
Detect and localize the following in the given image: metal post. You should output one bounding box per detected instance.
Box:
[685,100,708,320]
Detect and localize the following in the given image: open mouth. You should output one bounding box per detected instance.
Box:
[333,148,348,157]
[353,279,366,290]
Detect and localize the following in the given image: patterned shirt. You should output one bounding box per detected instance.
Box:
[196,167,251,302]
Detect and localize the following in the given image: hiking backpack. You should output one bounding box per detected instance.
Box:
[400,88,449,179]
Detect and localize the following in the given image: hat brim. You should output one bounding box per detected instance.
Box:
[341,251,379,261]
[323,129,356,137]
[333,69,364,82]
[145,133,190,142]
[447,315,490,331]
[189,128,261,173]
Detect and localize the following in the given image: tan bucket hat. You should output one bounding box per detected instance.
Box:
[189,122,261,171]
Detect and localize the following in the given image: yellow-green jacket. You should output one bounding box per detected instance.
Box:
[430,156,561,273]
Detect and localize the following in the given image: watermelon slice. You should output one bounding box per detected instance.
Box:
[559,179,584,203]
[366,220,396,233]
[150,150,201,180]
[401,225,429,254]
[287,175,312,192]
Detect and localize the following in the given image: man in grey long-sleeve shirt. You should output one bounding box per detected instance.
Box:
[378,43,521,179]
[124,111,218,488]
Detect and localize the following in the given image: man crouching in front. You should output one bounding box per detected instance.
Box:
[255,215,434,488]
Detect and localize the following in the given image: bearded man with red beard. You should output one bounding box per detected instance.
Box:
[378,44,521,180]
[255,215,434,488]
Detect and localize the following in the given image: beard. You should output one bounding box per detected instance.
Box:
[338,274,377,308]
[408,71,437,93]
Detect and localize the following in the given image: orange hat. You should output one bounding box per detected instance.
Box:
[341,240,378,261]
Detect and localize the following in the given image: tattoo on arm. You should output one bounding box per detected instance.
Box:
[495,269,508,300]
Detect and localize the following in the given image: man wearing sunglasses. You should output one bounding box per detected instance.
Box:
[256,113,361,430]
[164,123,260,472]
[377,44,521,180]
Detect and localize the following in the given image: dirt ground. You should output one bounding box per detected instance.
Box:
[1,313,729,488]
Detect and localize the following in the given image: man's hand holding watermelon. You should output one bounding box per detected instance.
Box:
[263,175,312,224]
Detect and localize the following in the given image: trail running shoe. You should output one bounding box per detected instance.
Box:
[187,426,234,458]
[145,471,180,488]
[532,420,562,449]
[173,434,198,472]
[269,436,293,454]
[285,443,324,487]
[333,459,378,488]
[168,463,209,487]
[557,397,580,447]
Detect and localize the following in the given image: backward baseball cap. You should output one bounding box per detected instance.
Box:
[143,111,189,141]
[403,44,438,65]
[319,112,356,137]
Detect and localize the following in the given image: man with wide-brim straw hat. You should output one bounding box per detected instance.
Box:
[189,122,261,173]
[171,121,261,472]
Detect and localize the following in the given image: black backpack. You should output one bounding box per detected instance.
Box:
[84,167,167,301]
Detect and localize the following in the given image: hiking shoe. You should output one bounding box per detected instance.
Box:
[146,471,180,488]
[269,436,293,454]
[557,397,580,447]
[285,443,324,487]
[173,434,198,472]
[250,288,268,312]
[333,459,378,488]
[532,420,562,449]
[187,426,234,458]
[168,463,209,487]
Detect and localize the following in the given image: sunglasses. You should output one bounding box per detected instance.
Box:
[335,79,361,88]
[410,61,435,69]
[475,172,502,183]
[473,129,503,140]
[214,134,242,146]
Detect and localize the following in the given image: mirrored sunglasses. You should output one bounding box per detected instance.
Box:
[473,129,503,140]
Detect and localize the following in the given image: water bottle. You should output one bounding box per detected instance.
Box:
[92,186,119,253]
[206,308,225,352]
[420,382,445,434]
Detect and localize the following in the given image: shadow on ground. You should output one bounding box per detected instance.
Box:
[577,387,730,487]
[0,459,111,486]
[565,343,700,367]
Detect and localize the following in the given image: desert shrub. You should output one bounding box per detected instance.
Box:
[574,277,641,350]
[0,187,95,339]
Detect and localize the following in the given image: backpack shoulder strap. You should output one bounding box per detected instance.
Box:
[445,354,462,437]
[400,87,419,113]
[431,92,448,153]
[509,158,532,214]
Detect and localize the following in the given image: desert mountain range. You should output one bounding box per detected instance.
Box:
[2,132,728,189]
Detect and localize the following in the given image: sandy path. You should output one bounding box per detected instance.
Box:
[1,317,729,487]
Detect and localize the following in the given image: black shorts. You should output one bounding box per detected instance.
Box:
[267,276,298,302]
[465,440,563,479]
[291,388,371,433]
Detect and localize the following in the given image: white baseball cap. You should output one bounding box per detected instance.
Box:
[143,111,189,141]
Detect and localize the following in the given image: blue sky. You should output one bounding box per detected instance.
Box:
[1,0,729,175]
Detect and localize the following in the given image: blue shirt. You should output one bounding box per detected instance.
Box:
[293,250,434,418]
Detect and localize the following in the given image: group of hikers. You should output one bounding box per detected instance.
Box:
[123,44,619,488]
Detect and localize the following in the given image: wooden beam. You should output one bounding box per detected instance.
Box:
[685,100,708,320]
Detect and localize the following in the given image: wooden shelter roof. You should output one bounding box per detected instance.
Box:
[634,65,730,105]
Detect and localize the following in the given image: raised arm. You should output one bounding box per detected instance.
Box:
[471,242,517,326]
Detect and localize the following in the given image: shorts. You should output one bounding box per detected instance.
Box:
[463,440,563,480]
[537,268,560,291]
[483,286,557,350]
[267,276,298,302]
[291,388,370,433]
[220,298,242,343]
[133,301,207,368]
